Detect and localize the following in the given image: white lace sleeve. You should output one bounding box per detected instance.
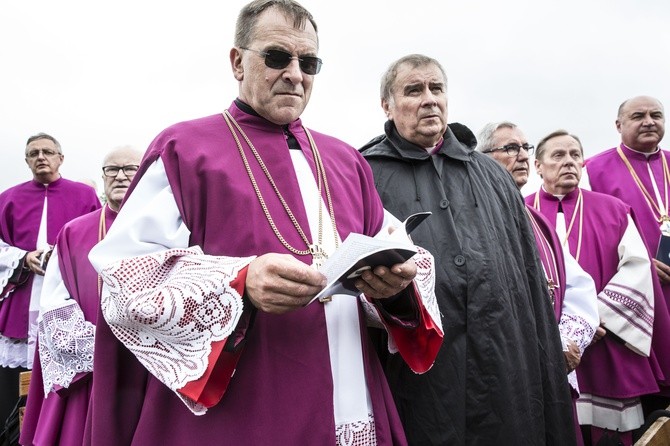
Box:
[89,159,255,414]
[0,237,26,300]
[559,248,599,354]
[38,246,96,393]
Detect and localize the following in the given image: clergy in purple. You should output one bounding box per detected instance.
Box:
[19,146,142,446]
[0,133,100,425]
[583,96,670,414]
[527,129,658,446]
[86,2,443,446]
[478,121,599,446]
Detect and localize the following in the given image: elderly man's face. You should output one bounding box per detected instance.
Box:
[102,148,142,211]
[488,127,530,188]
[383,63,448,149]
[617,96,665,153]
[535,135,583,195]
[231,8,318,126]
[25,138,63,184]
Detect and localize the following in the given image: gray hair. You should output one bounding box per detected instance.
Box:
[476,121,518,152]
[380,54,447,103]
[536,129,583,161]
[26,132,62,153]
[234,0,318,49]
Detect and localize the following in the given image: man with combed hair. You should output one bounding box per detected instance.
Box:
[527,129,658,446]
[478,121,599,446]
[360,54,576,445]
[20,146,142,446]
[0,133,100,425]
[85,2,443,445]
[582,95,670,417]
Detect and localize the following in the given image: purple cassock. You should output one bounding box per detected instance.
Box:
[20,205,116,446]
[526,205,567,320]
[0,178,100,340]
[83,102,421,446]
[526,188,659,400]
[585,145,670,392]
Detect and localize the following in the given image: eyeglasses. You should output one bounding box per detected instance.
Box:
[240,47,322,75]
[102,165,139,178]
[483,143,535,157]
[26,149,61,158]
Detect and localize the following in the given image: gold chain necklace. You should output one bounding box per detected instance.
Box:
[616,145,670,223]
[97,205,108,296]
[533,188,584,261]
[525,207,559,306]
[222,109,338,265]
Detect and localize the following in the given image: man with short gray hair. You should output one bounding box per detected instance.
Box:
[0,132,100,425]
[361,54,576,445]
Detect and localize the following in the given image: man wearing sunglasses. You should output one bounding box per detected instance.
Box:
[85,1,442,446]
[0,132,100,428]
[360,54,576,445]
[478,121,599,446]
[20,145,142,446]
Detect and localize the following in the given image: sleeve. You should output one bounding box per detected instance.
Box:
[360,210,443,374]
[38,245,95,394]
[88,159,256,415]
[0,237,29,300]
[598,214,655,356]
[558,248,599,355]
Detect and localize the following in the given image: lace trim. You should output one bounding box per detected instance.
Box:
[0,334,28,368]
[336,413,377,446]
[39,302,95,393]
[0,244,25,302]
[559,313,596,354]
[361,246,441,353]
[100,246,254,413]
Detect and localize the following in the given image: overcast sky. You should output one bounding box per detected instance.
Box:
[2,0,669,194]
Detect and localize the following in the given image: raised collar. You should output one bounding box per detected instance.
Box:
[383,120,473,163]
[620,143,662,161]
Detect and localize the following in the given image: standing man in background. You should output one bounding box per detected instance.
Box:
[0,133,100,426]
[582,96,670,416]
[20,146,142,446]
[477,121,599,446]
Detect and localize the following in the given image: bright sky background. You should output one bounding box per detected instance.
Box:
[1,0,669,194]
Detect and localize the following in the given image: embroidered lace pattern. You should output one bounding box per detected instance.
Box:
[0,244,25,301]
[335,413,377,446]
[100,246,254,413]
[0,334,28,368]
[559,313,596,354]
[361,246,441,354]
[39,301,95,393]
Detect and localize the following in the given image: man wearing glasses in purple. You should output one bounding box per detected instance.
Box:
[20,145,142,446]
[84,1,443,445]
[0,132,100,428]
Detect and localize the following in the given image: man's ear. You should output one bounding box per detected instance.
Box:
[534,158,543,177]
[231,48,244,81]
[615,118,622,134]
[382,99,392,120]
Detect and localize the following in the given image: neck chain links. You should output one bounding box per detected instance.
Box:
[525,207,560,306]
[617,144,670,223]
[222,109,338,263]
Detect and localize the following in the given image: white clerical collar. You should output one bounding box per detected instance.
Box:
[623,143,660,159]
[541,185,565,200]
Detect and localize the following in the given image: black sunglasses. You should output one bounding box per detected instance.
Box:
[241,47,322,75]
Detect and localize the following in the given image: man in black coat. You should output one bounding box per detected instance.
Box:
[360,54,575,446]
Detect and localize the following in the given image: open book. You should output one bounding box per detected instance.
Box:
[310,212,431,304]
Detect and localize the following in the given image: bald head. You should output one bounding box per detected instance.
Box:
[616,95,665,152]
[101,146,143,211]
